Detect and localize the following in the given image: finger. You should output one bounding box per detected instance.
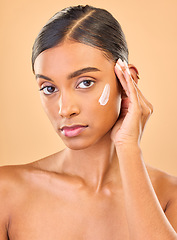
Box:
[124,67,153,116]
[119,97,130,118]
[116,59,153,116]
[130,80,153,115]
[126,70,153,129]
[115,61,130,98]
[123,60,141,107]
[126,69,153,124]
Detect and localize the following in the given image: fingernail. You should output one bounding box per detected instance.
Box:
[116,62,124,74]
[118,58,124,67]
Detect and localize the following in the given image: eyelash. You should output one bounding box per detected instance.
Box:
[76,80,95,89]
[39,80,95,95]
[39,85,58,95]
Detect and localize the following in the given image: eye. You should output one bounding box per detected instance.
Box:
[39,85,58,95]
[77,80,95,89]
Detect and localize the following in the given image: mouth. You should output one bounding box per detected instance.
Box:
[60,125,88,137]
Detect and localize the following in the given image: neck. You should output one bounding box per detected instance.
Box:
[62,134,120,192]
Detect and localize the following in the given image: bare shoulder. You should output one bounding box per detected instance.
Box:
[0,165,23,199]
[0,155,67,239]
[0,163,45,211]
[147,165,177,229]
[0,154,66,218]
[0,164,33,203]
[0,164,32,237]
[0,150,81,206]
[146,164,177,193]
[146,164,177,213]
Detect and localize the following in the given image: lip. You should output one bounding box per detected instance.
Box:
[60,125,88,137]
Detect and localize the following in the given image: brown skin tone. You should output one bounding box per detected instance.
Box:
[0,41,177,240]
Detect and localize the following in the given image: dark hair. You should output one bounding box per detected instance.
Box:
[32,5,129,72]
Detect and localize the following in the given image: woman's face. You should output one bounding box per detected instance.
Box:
[34,41,122,150]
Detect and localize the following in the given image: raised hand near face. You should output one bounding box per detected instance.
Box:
[111,58,153,147]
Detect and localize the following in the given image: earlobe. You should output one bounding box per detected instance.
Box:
[128,64,140,84]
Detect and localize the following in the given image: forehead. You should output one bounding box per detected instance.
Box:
[34,41,114,77]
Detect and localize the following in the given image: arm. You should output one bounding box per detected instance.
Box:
[0,167,11,240]
[111,58,177,240]
[165,191,177,233]
[117,145,177,240]
[0,225,8,240]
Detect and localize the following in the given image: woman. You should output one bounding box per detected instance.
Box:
[0,5,177,240]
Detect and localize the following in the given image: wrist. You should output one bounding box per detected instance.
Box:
[115,144,142,163]
[115,142,141,152]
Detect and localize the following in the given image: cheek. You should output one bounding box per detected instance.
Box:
[40,96,59,121]
[98,83,121,114]
[89,84,121,128]
[98,83,110,106]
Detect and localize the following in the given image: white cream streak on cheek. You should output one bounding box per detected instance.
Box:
[98,84,110,106]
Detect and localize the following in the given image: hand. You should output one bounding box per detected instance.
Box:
[111,58,153,147]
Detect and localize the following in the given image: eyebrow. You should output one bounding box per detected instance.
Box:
[67,67,100,79]
[35,67,100,82]
[35,74,53,82]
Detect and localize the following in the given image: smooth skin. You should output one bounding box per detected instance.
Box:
[0,41,177,240]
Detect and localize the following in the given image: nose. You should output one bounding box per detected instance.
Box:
[58,92,80,118]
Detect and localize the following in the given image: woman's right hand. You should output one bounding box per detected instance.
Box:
[111,58,153,147]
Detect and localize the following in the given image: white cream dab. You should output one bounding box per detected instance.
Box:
[99,83,110,106]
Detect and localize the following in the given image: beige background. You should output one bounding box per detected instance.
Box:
[0,0,177,176]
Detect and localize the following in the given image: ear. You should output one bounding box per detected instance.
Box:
[128,64,140,84]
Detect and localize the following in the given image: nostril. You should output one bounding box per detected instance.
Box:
[70,112,77,117]
[58,105,80,118]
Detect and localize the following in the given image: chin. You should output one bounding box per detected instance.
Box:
[59,132,112,151]
[61,138,94,151]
